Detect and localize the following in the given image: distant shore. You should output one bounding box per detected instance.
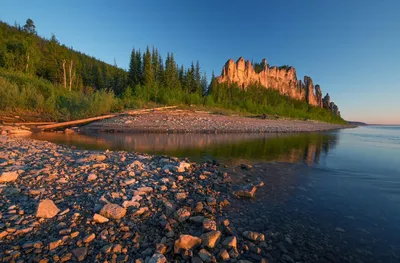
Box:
[81,110,353,134]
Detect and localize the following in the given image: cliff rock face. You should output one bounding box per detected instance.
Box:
[322,94,340,117]
[216,57,340,116]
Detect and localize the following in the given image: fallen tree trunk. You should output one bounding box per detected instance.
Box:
[37,114,117,131]
[15,122,57,126]
[37,106,178,131]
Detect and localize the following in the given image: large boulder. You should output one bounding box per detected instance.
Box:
[100,203,126,220]
[0,171,19,183]
[36,199,60,219]
[200,231,221,248]
[174,235,201,254]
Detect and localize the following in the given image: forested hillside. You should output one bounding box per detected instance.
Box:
[0,20,128,94]
[0,19,345,124]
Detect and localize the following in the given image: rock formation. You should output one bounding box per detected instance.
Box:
[216,57,340,116]
[322,94,340,117]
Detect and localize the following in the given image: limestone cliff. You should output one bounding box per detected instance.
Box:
[216,57,340,116]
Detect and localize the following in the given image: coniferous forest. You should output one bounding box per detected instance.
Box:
[0,19,345,123]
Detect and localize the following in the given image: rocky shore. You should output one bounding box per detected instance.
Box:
[82,110,350,134]
[0,136,271,263]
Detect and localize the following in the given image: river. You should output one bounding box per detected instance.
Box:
[30,125,400,262]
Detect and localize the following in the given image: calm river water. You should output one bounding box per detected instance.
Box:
[31,126,400,262]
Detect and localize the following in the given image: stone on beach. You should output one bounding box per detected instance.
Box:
[148,253,167,263]
[72,247,88,261]
[89,154,106,162]
[100,203,126,219]
[87,173,97,181]
[175,208,191,222]
[177,161,191,172]
[124,178,136,185]
[233,184,258,198]
[222,236,237,249]
[83,233,96,243]
[93,213,109,223]
[36,199,60,219]
[200,231,221,248]
[0,171,19,182]
[243,231,265,242]
[174,235,202,254]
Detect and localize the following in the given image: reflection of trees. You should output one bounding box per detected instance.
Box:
[31,132,111,150]
[31,131,338,165]
[94,132,338,164]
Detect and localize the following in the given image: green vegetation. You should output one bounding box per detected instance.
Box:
[0,68,120,120]
[0,19,346,124]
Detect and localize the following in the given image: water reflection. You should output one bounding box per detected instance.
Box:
[30,131,338,165]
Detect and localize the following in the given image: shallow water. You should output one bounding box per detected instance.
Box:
[30,126,400,262]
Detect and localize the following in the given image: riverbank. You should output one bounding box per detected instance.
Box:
[82,109,352,134]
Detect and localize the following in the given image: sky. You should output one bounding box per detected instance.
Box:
[1,0,399,124]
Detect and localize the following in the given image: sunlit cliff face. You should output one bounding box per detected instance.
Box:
[216,57,341,116]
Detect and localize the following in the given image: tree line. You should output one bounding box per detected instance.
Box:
[124,46,209,105]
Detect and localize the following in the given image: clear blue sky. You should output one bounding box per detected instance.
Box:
[1,0,399,124]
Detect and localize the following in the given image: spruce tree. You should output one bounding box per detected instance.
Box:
[128,48,137,86]
[151,47,159,83]
[142,46,153,90]
[135,50,142,84]
[201,72,208,95]
[195,60,201,94]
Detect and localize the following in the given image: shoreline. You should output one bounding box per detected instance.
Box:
[81,110,353,134]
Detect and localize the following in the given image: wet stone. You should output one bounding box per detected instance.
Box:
[243,231,265,242]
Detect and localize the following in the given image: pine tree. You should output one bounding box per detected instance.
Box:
[23,18,36,34]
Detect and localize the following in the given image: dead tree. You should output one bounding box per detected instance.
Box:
[25,53,30,73]
[62,59,67,89]
[69,60,74,91]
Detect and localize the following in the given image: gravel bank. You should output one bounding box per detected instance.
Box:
[82,110,350,133]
